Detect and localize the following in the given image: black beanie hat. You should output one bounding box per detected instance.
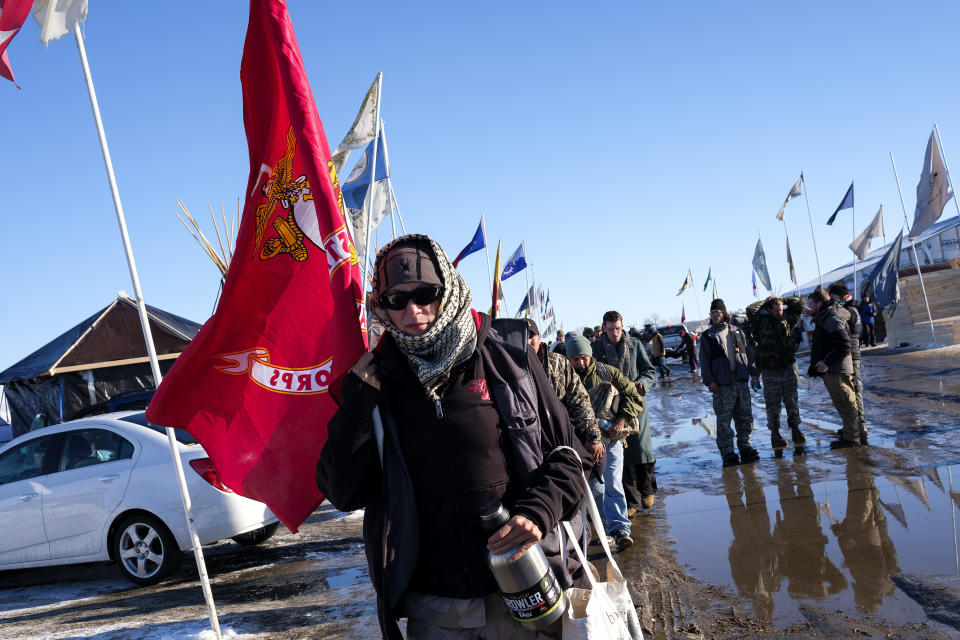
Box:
[526,319,540,337]
[710,298,727,312]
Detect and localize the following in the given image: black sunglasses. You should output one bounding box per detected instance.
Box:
[379,284,444,311]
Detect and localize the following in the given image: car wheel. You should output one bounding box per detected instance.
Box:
[114,514,182,585]
[231,521,280,546]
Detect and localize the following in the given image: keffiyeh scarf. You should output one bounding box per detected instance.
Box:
[373,235,477,412]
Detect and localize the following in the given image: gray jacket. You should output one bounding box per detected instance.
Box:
[698,322,757,386]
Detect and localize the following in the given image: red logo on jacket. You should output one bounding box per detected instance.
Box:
[467,378,490,400]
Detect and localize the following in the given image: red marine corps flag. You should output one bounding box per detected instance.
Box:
[146,0,366,531]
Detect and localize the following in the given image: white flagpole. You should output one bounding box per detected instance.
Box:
[853,195,858,297]
[481,214,494,298]
[890,150,938,346]
[361,73,384,287]
[378,121,397,240]
[934,124,960,220]
[73,25,222,640]
[800,172,824,288]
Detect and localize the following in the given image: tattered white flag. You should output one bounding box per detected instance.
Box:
[776,175,803,221]
[911,132,953,238]
[33,0,87,45]
[331,73,381,174]
[849,206,885,260]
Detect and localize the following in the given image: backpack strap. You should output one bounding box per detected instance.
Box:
[596,361,612,383]
[489,317,530,352]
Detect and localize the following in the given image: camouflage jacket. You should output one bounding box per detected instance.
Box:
[542,351,602,444]
[745,296,803,371]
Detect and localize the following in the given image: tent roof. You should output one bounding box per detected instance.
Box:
[797,216,960,296]
[0,296,202,383]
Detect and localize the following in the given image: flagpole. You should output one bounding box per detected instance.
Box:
[361,73,384,287]
[73,24,222,639]
[934,124,960,220]
[481,213,494,297]
[800,172,824,288]
[853,197,858,297]
[378,120,398,239]
[890,150,938,345]
[523,251,531,318]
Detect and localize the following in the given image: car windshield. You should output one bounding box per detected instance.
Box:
[659,326,682,336]
[118,413,198,445]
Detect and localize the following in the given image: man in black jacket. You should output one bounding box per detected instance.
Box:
[806,288,860,449]
[316,235,587,639]
[828,281,868,445]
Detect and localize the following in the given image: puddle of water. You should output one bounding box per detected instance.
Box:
[658,458,960,626]
[326,565,366,589]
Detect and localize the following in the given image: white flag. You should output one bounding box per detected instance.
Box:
[776,175,803,221]
[331,73,381,174]
[33,0,87,45]
[348,179,393,268]
[752,238,772,292]
[911,132,953,237]
[786,237,797,284]
[849,206,885,260]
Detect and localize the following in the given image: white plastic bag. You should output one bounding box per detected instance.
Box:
[560,470,643,640]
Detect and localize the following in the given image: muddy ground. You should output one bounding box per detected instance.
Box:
[1,345,959,639]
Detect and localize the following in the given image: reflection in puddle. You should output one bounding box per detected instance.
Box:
[663,459,960,625]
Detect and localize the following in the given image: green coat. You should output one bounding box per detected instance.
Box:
[590,335,657,464]
[745,296,803,371]
[577,361,643,426]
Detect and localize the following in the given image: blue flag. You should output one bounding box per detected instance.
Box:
[516,293,530,316]
[452,220,486,267]
[826,181,854,225]
[341,136,389,211]
[500,243,527,280]
[865,230,903,310]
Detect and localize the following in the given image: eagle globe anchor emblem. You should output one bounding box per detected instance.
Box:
[253,126,323,263]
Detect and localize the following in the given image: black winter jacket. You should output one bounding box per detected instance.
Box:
[316,312,589,640]
[698,322,757,386]
[808,301,853,376]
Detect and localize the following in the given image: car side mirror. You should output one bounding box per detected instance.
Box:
[30,413,49,431]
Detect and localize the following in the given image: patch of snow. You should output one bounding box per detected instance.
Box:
[331,508,364,520]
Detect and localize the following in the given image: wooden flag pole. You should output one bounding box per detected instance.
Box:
[890,150,938,346]
[853,193,858,297]
[73,24,222,640]
[800,172,824,288]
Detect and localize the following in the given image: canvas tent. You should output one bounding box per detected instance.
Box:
[0,295,201,437]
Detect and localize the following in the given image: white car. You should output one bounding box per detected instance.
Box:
[0,411,279,585]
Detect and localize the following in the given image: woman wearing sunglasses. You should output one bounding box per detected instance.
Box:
[317,234,589,640]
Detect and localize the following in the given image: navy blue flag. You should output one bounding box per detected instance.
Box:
[826,181,854,225]
[500,243,527,280]
[452,220,486,267]
[865,230,903,310]
[341,136,388,211]
[516,293,530,317]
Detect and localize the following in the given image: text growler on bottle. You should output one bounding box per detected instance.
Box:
[480,502,565,630]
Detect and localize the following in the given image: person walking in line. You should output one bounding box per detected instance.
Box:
[828,281,868,446]
[567,335,643,551]
[527,319,604,464]
[698,299,761,467]
[860,294,877,347]
[316,235,589,639]
[678,328,698,372]
[805,288,861,449]
[745,295,806,449]
[651,328,672,378]
[592,310,658,511]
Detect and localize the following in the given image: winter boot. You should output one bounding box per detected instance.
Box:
[829,437,860,450]
[771,429,787,448]
[739,445,760,464]
[722,452,740,467]
[790,426,806,444]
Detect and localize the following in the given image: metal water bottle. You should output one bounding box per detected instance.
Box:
[480,503,565,630]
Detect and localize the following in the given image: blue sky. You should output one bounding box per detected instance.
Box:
[3,1,960,369]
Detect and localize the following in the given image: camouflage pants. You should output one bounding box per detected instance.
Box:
[852,360,868,439]
[761,367,800,432]
[713,381,754,456]
[822,373,860,442]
